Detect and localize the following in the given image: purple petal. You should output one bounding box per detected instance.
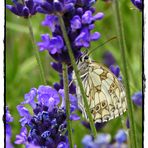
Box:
[88,0,96,6]
[75,28,90,47]
[6,5,19,15]
[53,2,63,12]
[50,36,64,49]
[25,0,34,11]
[42,15,59,32]
[48,36,64,54]
[37,85,57,97]
[70,114,80,120]
[36,6,49,14]
[83,41,90,47]
[70,15,82,31]
[22,6,30,17]
[41,33,50,41]
[89,7,96,13]
[82,135,94,147]
[53,82,62,91]
[17,105,31,126]
[90,32,101,41]
[15,127,28,144]
[115,130,127,144]
[6,135,14,148]
[6,107,13,123]
[131,0,142,11]
[23,88,37,108]
[41,2,53,13]
[37,34,50,51]
[50,62,62,73]
[50,48,58,54]
[6,124,12,137]
[126,118,130,128]
[88,24,95,30]
[48,97,57,112]
[93,12,104,20]
[15,2,24,14]
[57,142,69,148]
[17,105,30,117]
[82,10,93,24]
[76,7,83,15]
[95,134,111,144]
[132,91,142,107]
[103,52,115,67]
[109,65,120,78]
[64,3,74,13]
[37,85,60,106]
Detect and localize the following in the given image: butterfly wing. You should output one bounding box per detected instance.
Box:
[76,62,127,123]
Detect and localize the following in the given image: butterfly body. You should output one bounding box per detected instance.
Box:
[73,53,127,123]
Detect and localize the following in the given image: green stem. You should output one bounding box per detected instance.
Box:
[62,63,73,148]
[113,1,138,148]
[58,15,97,138]
[27,17,47,85]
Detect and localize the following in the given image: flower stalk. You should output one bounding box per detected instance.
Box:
[58,15,97,138]
[112,1,138,148]
[27,17,47,85]
[62,63,73,148]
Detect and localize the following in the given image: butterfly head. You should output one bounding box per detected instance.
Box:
[76,51,90,73]
[77,52,91,65]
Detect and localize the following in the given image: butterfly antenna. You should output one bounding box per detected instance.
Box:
[82,48,89,54]
[88,36,117,56]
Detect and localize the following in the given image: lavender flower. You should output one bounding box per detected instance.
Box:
[82,135,94,148]
[75,28,101,48]
[6,106,14,148]
[109,65,120,77]
[102,51,122,81]
[82,129,127,148]
[42,15,59,32]
[131,0,142,11]
[126,118,130,129]
[6,136,14,148]
[109,65,122,81]
[15,85,79,147]
[54,78,76,95]
[15,127,28,144]
[103,51,116,67]
[70,15,82,32]
[94,134,111,147]
[37,34,64,54]
[6,0,38,18]
[36,0,75,14]
[115,129,127,144]
[132,91,142,107]
[82,133,111,148]
[17,105,32,127]
[37,0,104,63]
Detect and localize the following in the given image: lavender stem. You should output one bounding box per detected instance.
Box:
[27,17,47,85]
[113,1,138,147]
[62,63,73,148]
[58,15,97,138]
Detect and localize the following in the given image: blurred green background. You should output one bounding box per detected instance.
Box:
[6,0,142,147]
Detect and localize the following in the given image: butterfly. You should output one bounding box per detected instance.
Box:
[73,52,127,123]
